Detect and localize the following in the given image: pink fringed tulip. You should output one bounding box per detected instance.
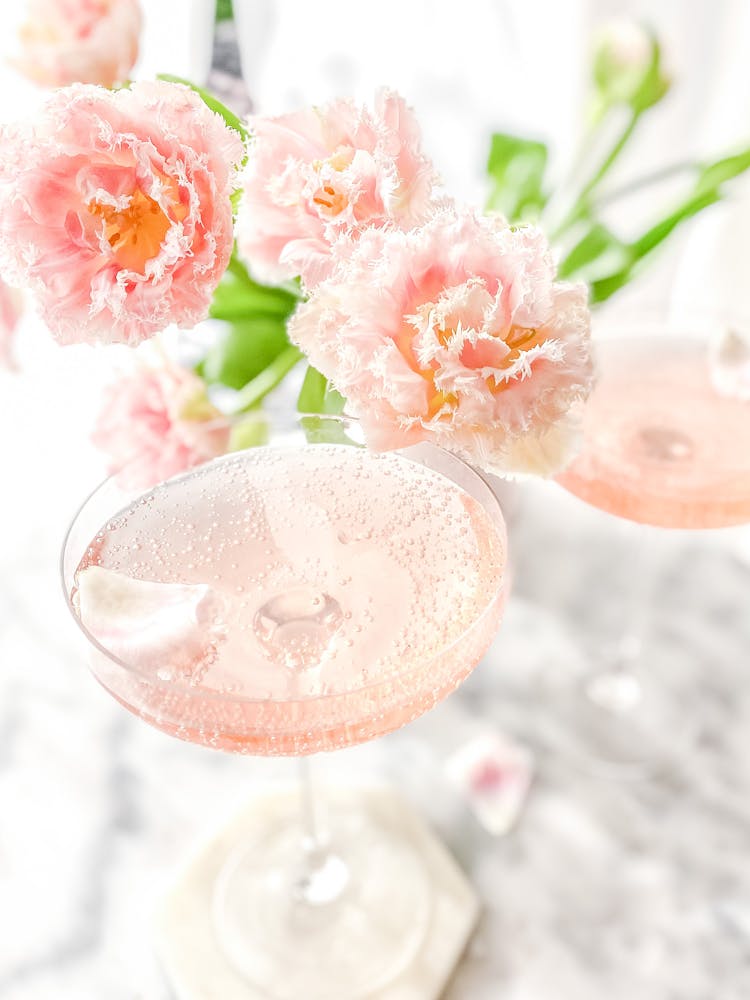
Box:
[15,0,142,89]
[91,354,231,486]
[236,89,440,288]
[0,81,244,346]
[288,209,594,476]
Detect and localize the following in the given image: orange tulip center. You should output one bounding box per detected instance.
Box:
[89,189,172,274]
[312,184,348,218]
[398,319,545,419]
[485,326,544,392]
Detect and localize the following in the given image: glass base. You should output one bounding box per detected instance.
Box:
[548,654,697,780]
[212,799,432,1000]
[478,599,698,780]
[584,666,644,715]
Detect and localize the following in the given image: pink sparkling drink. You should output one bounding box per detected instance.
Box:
[556,336,750,529]
[69,443,507,754]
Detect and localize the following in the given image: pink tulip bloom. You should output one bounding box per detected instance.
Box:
[14,0,142,89]
[0,81,244,346]
[91,354,231,487]
[236,89,440,288]
[0,278,23,370]
[288,209,594,476]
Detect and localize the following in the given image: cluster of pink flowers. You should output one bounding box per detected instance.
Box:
[236,91,593,474]
[14,0,142,89]
[0,278,23,370]
[0,75,593,479]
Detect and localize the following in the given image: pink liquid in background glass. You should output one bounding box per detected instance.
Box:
[72,445,507,755]
[556,336,750,529]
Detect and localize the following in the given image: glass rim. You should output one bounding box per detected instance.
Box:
[60,412,508,704]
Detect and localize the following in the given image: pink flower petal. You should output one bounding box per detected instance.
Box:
[76,565,225,683]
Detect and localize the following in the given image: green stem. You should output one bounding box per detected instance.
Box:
[594,160,696,209]
[581,111,640,200]
[551,109,640,240]
[229,346,303,413]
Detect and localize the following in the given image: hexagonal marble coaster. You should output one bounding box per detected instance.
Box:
[155,785,479,1000]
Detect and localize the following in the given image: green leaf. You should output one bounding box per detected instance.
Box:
[630,191,720,259]
[558,222,628,280]
[229,346,304,413]
[203,318,291,389]
[210,276,298,322]
[297,366,346,415]
[322,386,346,415]
[215,0,233,21]
[157,74,249,141]
[695,148,750,198]
[209,253,300,342]
[486,133,548,222]
[588,166,741,303]
[297,366,326,412]
[589,269,634,304]
[588,191,721,303]
[575,143,750,303]
[200,250,303,391]
[300,415,359,447]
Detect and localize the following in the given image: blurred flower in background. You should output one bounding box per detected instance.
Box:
[0,276,23,370]
[591,18,670,119]
[91,349,231,487]
[13,0,142,88]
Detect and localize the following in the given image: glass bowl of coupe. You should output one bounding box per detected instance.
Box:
[550,305,750,775]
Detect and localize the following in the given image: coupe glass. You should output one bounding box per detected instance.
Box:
[552,308,750,772]
[61,412,508,999]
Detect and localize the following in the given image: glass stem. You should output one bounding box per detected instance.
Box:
[293,757,349,906]
[587,523,657,714]
[298,756,326,858]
